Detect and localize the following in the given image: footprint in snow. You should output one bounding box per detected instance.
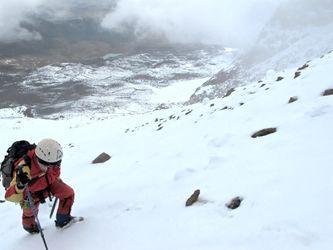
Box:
[208,134,233,148]
[307,105,333,117]
[203,156,229,171]
[174,168,196,181]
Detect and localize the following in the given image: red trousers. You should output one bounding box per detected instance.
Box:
[22,179,74,228]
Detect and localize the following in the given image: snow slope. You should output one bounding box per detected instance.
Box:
[1,51,333,250]
[189,1,333,103]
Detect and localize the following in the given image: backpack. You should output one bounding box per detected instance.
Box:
[1,140,36,189]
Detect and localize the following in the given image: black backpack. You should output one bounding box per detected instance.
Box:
[1,140,36,189]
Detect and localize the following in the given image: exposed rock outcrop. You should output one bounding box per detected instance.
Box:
[251,128,277,138]
[187,66,242,104]
[185,189,200,206]
[226,197,243,209]
[294,71,301,79]
[323,88,333,96]
[288,96,298,103]
[92,152,111,164]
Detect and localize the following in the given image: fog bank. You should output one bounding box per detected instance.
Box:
[101,0,283,48]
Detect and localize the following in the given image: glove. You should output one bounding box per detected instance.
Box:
[16,165,31,189]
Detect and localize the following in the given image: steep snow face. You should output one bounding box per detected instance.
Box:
[0,50,333,250]
[189,0,333,103]
[243,0,333,71]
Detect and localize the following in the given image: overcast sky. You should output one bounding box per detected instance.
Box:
[101,0,283,48]
[0,0,331,48]
[0,0,114,43]
[0,0,43,42]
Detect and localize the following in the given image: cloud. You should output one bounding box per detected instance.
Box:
[0,0,114,43]
[0,0,45,43]
[101,0,284,48]
[1,0,331,47]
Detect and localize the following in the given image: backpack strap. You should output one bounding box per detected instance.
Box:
[25,153,53,202]
[23,155,31,167]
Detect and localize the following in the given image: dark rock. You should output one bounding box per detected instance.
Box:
[297,64,309,71]
[210,103,215,107]
[294,71,301,79]
[260,84,266,88]
[169,114,176,120]
[251,127,277,138]
[92,152,111,164]
[224,88,235,97]
[157,126,163,131]
[154,103,169,110]
[0,200,5,203]
[226,196,243,209]
[186,189,200,206]
[288,96,298,103]
[185,110,192,115]
[276,76,284,81]
[239,102,244,106]
[322,88,333,96]
[187,66,241,104]
[23,107,34,118]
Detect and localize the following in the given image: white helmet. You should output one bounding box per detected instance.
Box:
[35,138,63,164]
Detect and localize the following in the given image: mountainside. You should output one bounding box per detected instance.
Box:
[189,0,333,103]
[1,49,332,250]
[0,45,233,118]
[0,12,235,118]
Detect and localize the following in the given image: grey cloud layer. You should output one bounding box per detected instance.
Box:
[101,0,283,47]
[0,0,114,43]
[1,0,332,48]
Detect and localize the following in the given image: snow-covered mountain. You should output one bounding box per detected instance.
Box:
[1,47,332,249]
[0,45,234,118]
[189,0,333,103]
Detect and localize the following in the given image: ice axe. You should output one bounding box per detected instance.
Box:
[50,198,58,219]
[26,187,49,250]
